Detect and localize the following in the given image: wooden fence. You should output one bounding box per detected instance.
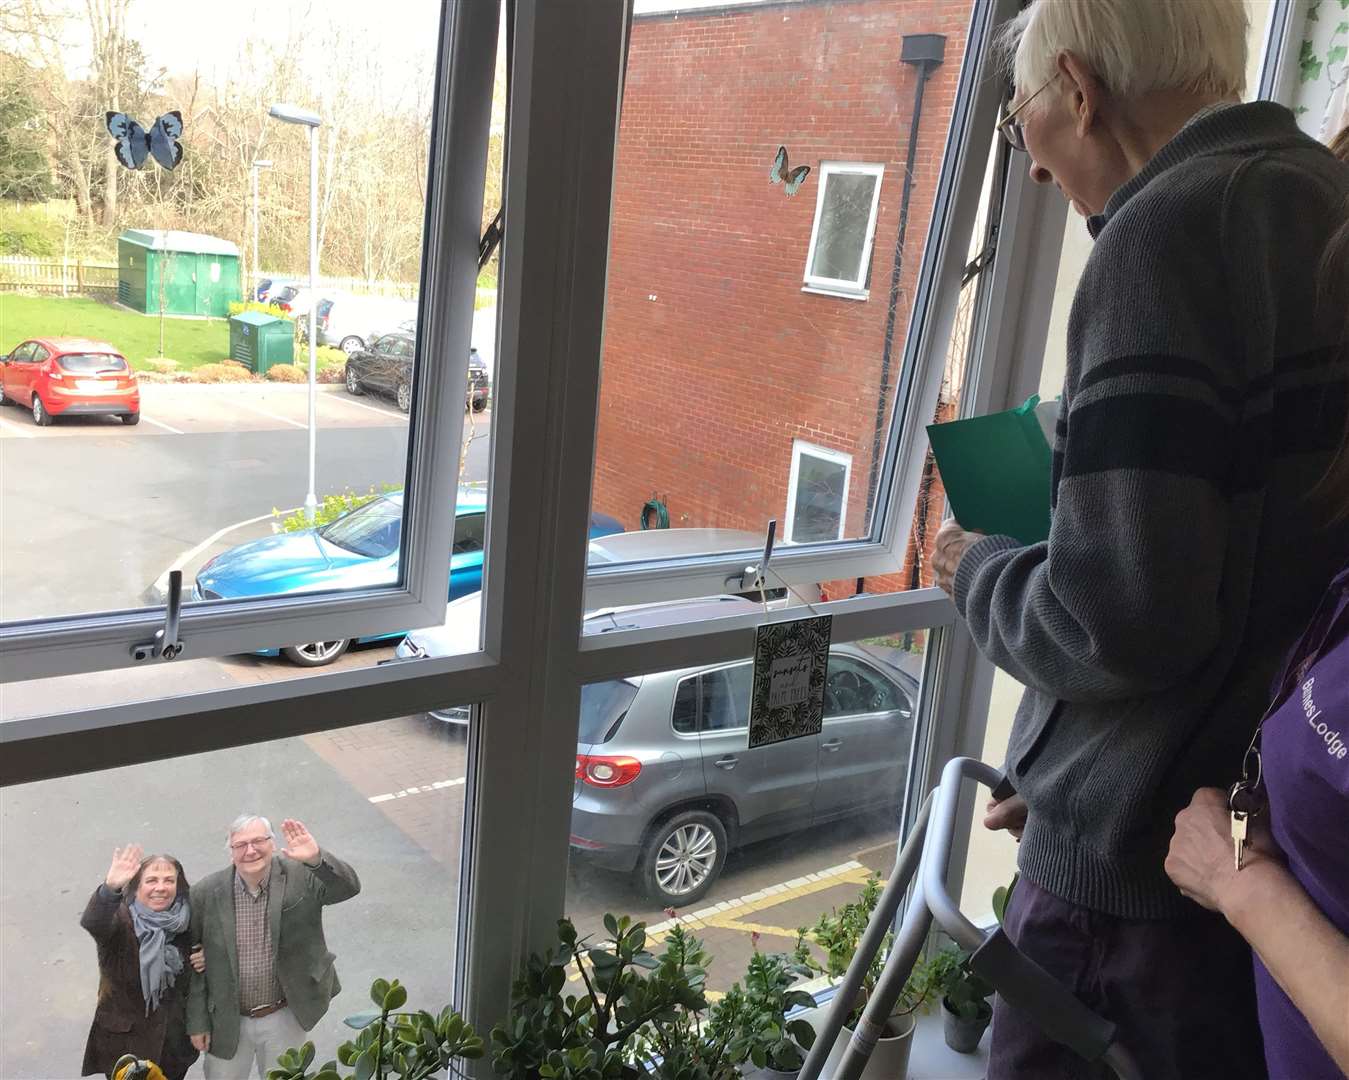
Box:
[0,257,420,302]
[0,256,119,298]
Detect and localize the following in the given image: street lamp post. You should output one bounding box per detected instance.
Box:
[250,159,272,301]
[267,104,321,523]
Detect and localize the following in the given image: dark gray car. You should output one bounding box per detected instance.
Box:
[397,594,917,905]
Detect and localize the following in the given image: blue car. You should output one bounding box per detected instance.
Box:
[193,489,623,666]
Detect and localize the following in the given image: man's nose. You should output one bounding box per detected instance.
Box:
[1028,159,1053,185]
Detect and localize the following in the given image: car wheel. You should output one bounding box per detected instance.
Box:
[121,412,140,426]
[339,336,363,356]
[281,639,350,667]
[344,365,363,396]
[0,383,8,406]
[471,395,487,413]
[31,394,52,427]
[636,809,727,906]
[396,381,411,413]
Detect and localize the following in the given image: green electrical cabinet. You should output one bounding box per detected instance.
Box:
[229,311,294,373]
[117,230,242,317]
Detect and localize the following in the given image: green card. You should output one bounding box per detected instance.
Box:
[926,394,1055,546]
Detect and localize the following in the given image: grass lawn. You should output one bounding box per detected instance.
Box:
[0,294,234,371]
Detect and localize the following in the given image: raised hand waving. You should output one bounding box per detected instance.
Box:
[105,844,144,891]
[280,819,320,866]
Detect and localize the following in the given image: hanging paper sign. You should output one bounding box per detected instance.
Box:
[748,615,832,748]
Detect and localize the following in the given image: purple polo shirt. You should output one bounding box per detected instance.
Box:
[1253,560,1349,1079]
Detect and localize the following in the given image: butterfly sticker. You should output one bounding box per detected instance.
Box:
[769,145,811,196]
[105,111,184,171]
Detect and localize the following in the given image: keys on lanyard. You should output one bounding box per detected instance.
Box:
[1228,749,1267,872]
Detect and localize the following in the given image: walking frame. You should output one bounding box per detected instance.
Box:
[798,757,1144,1080]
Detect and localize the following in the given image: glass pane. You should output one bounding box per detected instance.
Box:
[0,0,488,629]
[566,628,927,995]
[790,448,850,543]
[588,2,979,564]
[0,708,469,1079]
[809,170,880,284]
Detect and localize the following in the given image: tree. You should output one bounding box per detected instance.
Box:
[0,59,53,198]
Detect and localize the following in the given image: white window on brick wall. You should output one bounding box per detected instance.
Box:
[802,161,885,297]
[785,439,852,543]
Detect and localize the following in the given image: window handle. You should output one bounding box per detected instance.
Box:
[821,739,843,752]
[713,756,738,770]
[132,570,184,662]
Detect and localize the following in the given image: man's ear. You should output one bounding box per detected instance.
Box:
[1057,51,1104,138]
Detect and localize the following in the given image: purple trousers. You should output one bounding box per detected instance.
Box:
[987,876,1267,1080]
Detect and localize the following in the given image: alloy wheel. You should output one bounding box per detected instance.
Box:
[297,640,346,663]
[654,823,718,896]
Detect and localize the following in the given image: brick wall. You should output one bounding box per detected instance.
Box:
[592,0,974,594]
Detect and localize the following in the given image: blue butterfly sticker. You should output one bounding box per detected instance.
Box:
[105,110,183,171]
[769,145,810,196]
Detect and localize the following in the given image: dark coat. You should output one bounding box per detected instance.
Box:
[80,885,199,1080]
[186,851,360,1061]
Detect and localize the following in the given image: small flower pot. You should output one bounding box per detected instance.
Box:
[823,1012,917,1079]
[941,996,993,1054]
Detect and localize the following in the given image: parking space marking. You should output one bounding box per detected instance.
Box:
[0,417,35,438]
[368,776,466,803]
[236,399,306,429]
[326,393,407,422]
[141,415,185,435]
[567,860,874,983]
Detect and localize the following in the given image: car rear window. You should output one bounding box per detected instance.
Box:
[319,497,402,558]
[577,680,640,745]
[57,353,128,373]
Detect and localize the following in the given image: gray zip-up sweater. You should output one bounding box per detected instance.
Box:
[953,103,1349,919]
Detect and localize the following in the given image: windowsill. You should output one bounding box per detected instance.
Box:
[801,283,869,301]
[796,992,990,1078]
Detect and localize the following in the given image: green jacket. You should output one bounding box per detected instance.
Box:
[186,851,360,1060]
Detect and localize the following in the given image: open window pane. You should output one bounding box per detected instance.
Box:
[587,0,980,578]
[0,708,470,1079]
[0,0,498,680]
[566,624,928,993]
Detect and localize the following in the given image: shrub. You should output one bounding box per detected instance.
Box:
[273,485,398,533]
[227,300,290,319]
[187,362,258,384]
[316,345,347,369]
[266,364,306,383]
[141,357,180,375]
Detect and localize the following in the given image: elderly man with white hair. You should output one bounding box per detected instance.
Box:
[931,1,1349,1077]
[186,815,360,1079]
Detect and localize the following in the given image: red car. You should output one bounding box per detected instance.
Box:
[0,337,140,426]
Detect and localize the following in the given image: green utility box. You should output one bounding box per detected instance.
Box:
[230,311,294,373]
[117,230,241,317]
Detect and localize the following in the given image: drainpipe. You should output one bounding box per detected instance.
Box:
[857,33,946,597]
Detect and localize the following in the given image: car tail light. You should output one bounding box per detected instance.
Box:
[575,754,642,788]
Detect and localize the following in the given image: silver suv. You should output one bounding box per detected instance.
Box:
[396,593,917,905]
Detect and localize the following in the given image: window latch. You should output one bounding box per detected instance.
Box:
[132,570,185,662]
[730,519,777,594]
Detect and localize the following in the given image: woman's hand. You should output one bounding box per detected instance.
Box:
[188,945,205,974]
[1165,787,1279,914]
[984,794,1028,840]
[932,520,984,596]
[105,844,144,892]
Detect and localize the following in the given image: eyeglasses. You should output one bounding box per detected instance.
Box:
[996,72,1058,152]
[229,837,273,853]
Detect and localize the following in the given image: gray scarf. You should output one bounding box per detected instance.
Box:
[127,896,190,1015]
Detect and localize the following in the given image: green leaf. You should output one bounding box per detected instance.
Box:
[383,982,409,1011]
[370,979,391,1008]
[1328,44,1348,64]
[353,1043,378,1080]
[603,913,619,938]
[344,1009,382,1030]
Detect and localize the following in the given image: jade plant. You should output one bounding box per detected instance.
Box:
[736,948,817,1072]
[490,914,708,1080]
[265,977,484,1080]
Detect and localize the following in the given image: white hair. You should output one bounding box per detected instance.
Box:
[226,813,275,851]
[1000,0,1248,108]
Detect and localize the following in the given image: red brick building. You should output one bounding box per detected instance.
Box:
[591,0,975,593]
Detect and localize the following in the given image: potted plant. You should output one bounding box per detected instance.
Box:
[736,947,817,1078]
[265,977,484,1080]
[932,946,995,1054]
[490,913,711,1079]
[794,876,943,1080]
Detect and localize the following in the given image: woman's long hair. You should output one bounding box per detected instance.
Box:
[1317,126,1349,520]
[125,855,191,906]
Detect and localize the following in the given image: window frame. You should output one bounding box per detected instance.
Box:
[0,0,496,684]
[784,438,854,544]
[801,159,886,297]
